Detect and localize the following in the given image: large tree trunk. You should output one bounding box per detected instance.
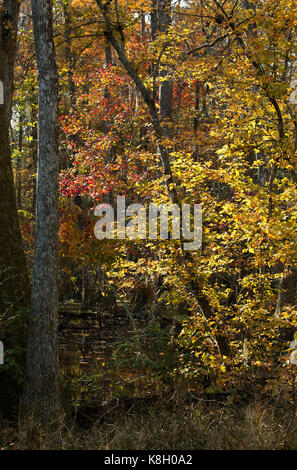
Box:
[24,0,61,422]
[0,0,29,309]
[0,0,30,416]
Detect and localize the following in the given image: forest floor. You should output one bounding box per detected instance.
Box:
[1,302,297,450]
[1,398,297,450]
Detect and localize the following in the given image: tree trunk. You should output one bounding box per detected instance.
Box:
[157,0,173,130]
[24,0,61,422]
[150,0,173,134]
[0,0,29,309]
[31,119,38,213]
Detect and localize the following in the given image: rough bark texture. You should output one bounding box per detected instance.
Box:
[0,0,29,308]
[24,0,61,422]
[0,0,30,416]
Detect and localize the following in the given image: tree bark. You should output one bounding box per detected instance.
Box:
[0,0,29,309]
[157,0,173,128]
[24,0,61,422]
[150,0,173,134]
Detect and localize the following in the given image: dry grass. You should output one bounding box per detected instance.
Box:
[1,399,297,450]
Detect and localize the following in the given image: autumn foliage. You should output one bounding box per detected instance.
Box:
[10,0,297,406]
